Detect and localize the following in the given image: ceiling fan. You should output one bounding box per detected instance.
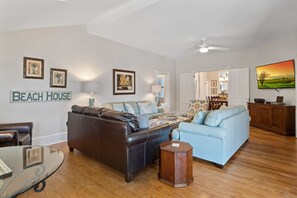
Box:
[195,38,229,53]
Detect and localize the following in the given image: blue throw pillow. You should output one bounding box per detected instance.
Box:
[135,113,149,129]
[113,103,125,112]
[124,103,135,114]
[192,111,209,124]
[204,110,222,127]
[138,102,153,114]
[150,102,159,114]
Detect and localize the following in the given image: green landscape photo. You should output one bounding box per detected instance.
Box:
[256,60,295,89]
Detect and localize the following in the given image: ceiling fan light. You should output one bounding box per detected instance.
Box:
[199,47,208,53]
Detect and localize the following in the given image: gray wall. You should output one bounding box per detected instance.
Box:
[0,25,176,144]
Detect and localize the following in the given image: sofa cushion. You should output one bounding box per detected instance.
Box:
[83,107,105,117]
[138,102,153,114]
[124,103,135,114]
[192,111,209,124]
[99,108,140,132]
[135,113,149,129]
[204,106,246,127]
[113,103,125,112]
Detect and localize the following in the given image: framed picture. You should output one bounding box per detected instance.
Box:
[50,68,67,88]
[276,96,284,103]
[211,80,217,87]
[23,146,44,169]
[211,88,217,95]
[23,57,44,79]
[113,69,135,95]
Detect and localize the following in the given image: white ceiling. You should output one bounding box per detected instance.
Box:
[1,0,297,59]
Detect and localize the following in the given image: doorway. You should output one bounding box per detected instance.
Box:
[156,71,170,108]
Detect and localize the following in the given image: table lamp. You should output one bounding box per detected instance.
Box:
[82,81,100,107]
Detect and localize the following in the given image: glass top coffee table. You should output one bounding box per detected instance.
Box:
[0,145,64,198]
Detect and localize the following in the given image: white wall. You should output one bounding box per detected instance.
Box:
[176,33,297,111]
[0,25,176,145]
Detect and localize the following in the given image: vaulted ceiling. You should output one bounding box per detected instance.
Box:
[1,0,297,59]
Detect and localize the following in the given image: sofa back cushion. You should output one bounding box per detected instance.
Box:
[204,106,246,127]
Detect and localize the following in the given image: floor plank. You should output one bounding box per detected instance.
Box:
[19,127,297,198]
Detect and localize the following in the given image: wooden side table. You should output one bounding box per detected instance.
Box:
[159,140,193,187]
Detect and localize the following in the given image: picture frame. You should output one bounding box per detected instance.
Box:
[113,69,135,95]
[23,57,44,79]
[211,88,217,95]
[276,96,284,103]
[211,80,217,87]
[50,68,67,88]
[23,146,44,169]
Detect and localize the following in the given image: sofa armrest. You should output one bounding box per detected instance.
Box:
[0,122,33,134]
[126,124,171,146]
[0,130,19,145]
[179,122,226,139]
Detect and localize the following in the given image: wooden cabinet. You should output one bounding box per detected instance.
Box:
[247,103,295,136]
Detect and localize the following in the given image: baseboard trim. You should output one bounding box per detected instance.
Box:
[32,132,67,146]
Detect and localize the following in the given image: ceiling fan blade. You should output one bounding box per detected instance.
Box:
[208,46,230,51]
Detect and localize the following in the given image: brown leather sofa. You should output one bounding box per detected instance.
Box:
[0,122,33,147]
[67,106,171,182]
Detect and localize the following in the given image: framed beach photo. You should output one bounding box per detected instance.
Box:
[113,69,135,95]
[23,146,44,169]
[23,57,44,79]
[50,68,67,88]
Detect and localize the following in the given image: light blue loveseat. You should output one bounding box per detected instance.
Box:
[172,106,250,166]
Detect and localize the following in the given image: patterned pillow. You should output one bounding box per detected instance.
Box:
[124,103,135,114]
[150,102,159,114]
[138,102,153,114]
[113,103,125,112]
[187,100,209,118]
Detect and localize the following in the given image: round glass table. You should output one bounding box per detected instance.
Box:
[0,146,64,198]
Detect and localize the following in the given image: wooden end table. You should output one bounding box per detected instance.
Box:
[159,140,193,187]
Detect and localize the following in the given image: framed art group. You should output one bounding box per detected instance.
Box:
[23,57,67,88]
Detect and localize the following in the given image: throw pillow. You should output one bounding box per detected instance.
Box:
[187,100,209,118]
[135,113,149,129]
[191,111,209,124]
[113,103,125,112]
[204,110,222,127]
[138,102,153,114]
[150,102,159,114]
[124,103,135,114]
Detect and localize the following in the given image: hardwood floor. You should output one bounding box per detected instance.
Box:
[20,127,297,198]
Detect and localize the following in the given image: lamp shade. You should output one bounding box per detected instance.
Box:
[82,81,100,94]
[151,84,161,94]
